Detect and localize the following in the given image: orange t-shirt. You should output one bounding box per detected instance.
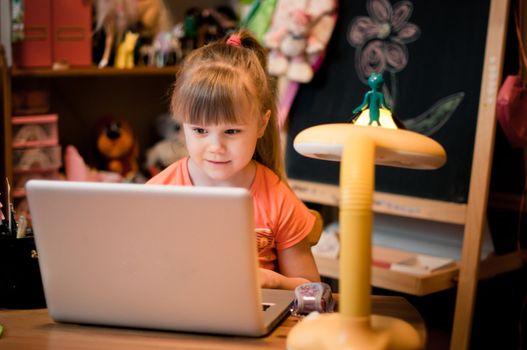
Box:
[147,157,315,270]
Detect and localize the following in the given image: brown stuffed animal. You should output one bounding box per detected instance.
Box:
[96,117,139,179]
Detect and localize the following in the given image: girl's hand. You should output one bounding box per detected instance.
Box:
[259,268,311,290]
[259,268,281,289]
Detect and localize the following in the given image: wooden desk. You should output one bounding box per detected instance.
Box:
[0,296,426,350]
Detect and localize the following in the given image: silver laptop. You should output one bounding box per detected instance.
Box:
[26,180,294,337]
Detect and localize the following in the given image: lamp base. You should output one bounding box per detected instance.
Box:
[286,312,422,350]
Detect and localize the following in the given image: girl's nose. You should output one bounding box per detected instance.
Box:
[207,134,225,153]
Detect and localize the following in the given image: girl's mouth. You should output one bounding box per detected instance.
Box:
[207,160,230,165]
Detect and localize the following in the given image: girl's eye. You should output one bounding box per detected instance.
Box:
[225,129,241,135]
[193,128,207,134]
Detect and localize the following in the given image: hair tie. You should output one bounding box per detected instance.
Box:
[226,34,242,47]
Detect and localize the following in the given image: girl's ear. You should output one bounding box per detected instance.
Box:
[258,110,271,138]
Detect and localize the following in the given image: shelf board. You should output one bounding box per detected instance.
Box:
[11,66,180,78]
[315,251,524,296]
[314,254,458,296]
[289,178,467,225]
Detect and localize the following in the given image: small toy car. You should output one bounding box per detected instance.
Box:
[292,282,335,316]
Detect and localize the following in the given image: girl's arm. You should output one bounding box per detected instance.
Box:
[259,237,320,290]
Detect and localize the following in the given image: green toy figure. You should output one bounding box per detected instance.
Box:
[352,72,390,126]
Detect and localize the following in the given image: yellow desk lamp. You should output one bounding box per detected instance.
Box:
[286,73,446,350]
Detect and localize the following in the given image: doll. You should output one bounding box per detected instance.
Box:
[264,0,336,83]
[95,0,172,68]
[145,113,187,176]
[95,116,139,179]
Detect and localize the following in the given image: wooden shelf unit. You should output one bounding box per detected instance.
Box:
[0,64,180,206]
[11,66,180,78]
[1,49,12,205]
[290,178,464,295]
[291,179,524,295]
[284,2,517,347]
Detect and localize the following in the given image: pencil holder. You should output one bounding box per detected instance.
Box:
[0,237,46,309]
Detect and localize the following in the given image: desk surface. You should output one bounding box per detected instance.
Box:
[0,296,426,350]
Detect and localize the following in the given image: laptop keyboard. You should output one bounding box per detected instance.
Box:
[262,303,272,311]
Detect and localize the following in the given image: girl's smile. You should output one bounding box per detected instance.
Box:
[206,159,230,164]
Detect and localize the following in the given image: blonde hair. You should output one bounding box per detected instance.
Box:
[171,29,283,179]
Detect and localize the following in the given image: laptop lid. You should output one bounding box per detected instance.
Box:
[26,180,293,337]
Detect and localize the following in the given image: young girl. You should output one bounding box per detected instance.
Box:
[147,29,320,290]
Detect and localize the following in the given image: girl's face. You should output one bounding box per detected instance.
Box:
[183,109,270,187]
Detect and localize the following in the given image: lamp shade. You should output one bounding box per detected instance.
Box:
[293,124,446,169]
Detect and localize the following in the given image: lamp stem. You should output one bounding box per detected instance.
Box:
[339,135,375,319]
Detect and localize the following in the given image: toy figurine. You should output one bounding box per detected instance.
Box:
[95,0,172,68]
[264,0,337,83]
[351,72,405,130]
[115,31,139,68]
[64,145,123,183]
[265,9,314,83]
[95,116,139,179]
[145,113,187,176]
[352,72,389,126]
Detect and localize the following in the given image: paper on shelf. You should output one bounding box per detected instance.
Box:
[390,254,456,276]
[372,246,415,268]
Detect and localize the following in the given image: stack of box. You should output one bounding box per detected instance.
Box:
[11,114,62,219]
[12,0,92,68]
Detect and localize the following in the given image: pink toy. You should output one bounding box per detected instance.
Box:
[65,145,122,183]
[263,0,337,128]
[264,0,337,83]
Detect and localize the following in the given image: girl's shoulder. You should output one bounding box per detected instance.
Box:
[252,162,291,196]
[253,162,281,186]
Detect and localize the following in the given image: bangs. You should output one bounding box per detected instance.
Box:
[172,64,254,125]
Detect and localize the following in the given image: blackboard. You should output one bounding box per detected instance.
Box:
[286,0,491,203]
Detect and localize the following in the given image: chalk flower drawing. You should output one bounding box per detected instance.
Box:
[348,0,419,83]
[348,0,464,135]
